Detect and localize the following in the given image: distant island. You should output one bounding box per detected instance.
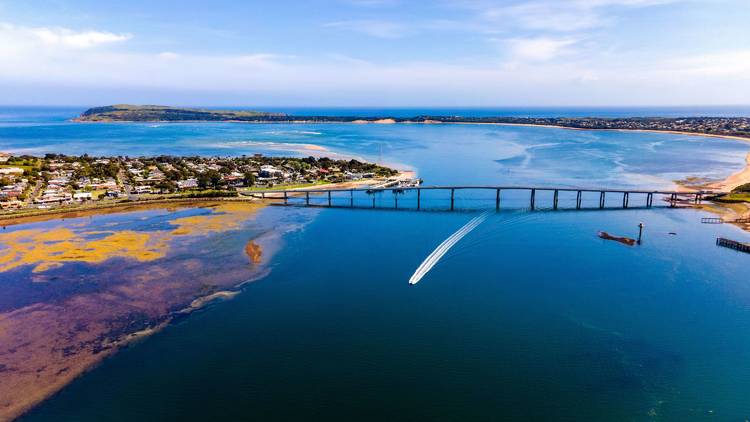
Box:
[73,104,286,122]
[75,104,750,139]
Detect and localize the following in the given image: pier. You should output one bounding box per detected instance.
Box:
[716,237,750,254]
[243,185,718,212]
[702,217,750,224]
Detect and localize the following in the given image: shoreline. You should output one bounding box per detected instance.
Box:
[70,118,750,143]
[0,172,414,226]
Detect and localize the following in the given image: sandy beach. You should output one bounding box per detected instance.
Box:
[707,152,750,192]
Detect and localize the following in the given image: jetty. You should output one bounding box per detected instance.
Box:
[716,237,750,254]
[242,185,719,212]
[702,217,750,224]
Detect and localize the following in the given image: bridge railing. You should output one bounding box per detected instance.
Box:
[240,185,722,212]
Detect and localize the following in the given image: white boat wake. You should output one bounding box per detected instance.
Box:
[409,211,492,285]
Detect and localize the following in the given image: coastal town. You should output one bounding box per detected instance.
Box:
[0,152,399,212]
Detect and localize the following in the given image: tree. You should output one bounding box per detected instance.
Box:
[197,170,222,189]
[244,172,256,187]
[155,180,177,193]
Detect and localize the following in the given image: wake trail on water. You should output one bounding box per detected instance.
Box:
[442,211,543,259]
[409,211,492,285]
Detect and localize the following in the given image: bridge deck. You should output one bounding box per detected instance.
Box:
[246,185,722,195]
[241,185,722,211]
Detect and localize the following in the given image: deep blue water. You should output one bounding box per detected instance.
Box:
[3,107,750,421]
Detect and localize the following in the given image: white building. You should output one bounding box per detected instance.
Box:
[134,185,153,194]
[0,167,24,176]
[259,165,284,178]
[74,192,93,201]
[177,179,198,189]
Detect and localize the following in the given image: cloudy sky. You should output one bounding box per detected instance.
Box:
[1,0,748,106]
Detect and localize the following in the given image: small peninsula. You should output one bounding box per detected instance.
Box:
[75,104,750,140]
[73,104,285,122]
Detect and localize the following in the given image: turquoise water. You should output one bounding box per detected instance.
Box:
[4,108,750,421]
[1,108,748,189]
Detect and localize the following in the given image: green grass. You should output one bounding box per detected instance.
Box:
[715,193,750,203]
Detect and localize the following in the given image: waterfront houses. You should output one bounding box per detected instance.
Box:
[0,153,397,212]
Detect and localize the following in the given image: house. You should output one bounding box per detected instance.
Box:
[47,178,70,187]
[0,200,23,210]
[223,172,246,187]
[133,185,153,194]
[177,179,198,189]
[0,167,24,176]
[35,192,72,203]
[0,189,22,200]
[0,152,10,163]
[259,165,284,178]
[73,192,93,201]
[90,180,118,190]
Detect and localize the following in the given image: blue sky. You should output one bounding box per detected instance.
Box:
[0,0,748,106]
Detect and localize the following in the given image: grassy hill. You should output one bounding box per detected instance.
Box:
[74,104,286,122]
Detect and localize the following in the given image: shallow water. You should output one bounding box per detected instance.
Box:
[2,108,750,421]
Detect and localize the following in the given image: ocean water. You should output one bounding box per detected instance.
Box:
[2,107,750,421]
[1,107,748,190]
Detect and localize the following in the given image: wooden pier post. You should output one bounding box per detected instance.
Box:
[622,192,629,208]
[350,189,354,208]
[372,194,376,208]
[576,191,582,209]
[450,188,455,211]
[717,237,750,253]
[530,189,536,210]
[553,190,559,210]
[417,189,421,210]
[394,192,398,209]
[670,193,677,207]
[599,191,605,209]
[306,191,310,205]
[284,191,288,205]
[328,191,332,207]
[637,222,644,245]
[261,192,265,199]
[496,188,500,211]
[646,192,652,208]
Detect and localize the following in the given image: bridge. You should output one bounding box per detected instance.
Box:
[241,185,721,212]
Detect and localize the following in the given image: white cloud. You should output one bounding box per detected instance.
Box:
[158,52,180,60]
[460,0,683,33]
[481,3,604,32]
[668,50,750,77]
[324,19,410,38]
[31,27,131,48]
[503,37,579,61]
[0,23,131,51]
[0,15,747,106]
